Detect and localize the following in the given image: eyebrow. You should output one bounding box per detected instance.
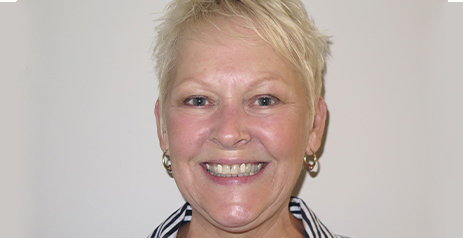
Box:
[171,77,214,90]
[248,75,291,88]
[172,73,290,90]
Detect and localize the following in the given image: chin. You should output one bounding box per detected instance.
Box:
[198,199,264,232]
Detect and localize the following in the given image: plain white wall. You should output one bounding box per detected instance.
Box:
[1,0,462,237]
[1,2,32,238]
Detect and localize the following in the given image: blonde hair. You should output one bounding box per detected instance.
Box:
[154,0,330,126]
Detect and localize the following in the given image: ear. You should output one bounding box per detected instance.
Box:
[306,96,327,155]
[155,99,168,151]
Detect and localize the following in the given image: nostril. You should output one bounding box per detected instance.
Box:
[234,138,249,147]
[210,105,251,148]
[210,125,251,148]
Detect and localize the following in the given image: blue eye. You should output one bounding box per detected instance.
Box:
[185,96,209,106]
[255,96,276,106]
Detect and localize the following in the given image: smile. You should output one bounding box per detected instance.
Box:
[206,162,264,177]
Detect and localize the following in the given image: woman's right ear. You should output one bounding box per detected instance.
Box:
[155,99,168,150]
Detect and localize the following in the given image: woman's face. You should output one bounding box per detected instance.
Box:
[156,24,322,232]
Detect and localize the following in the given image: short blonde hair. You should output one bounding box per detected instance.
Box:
[154,0,330,125]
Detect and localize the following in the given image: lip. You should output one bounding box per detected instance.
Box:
[201,162,268,186]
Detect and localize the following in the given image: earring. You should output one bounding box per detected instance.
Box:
[162,149,172,174]
[304,148,318,172]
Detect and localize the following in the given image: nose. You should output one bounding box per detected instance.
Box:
[210,102,251,149]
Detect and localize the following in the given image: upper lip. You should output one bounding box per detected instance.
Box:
[202,160,267,165]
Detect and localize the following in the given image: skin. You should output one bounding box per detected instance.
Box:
[155,23,327,238]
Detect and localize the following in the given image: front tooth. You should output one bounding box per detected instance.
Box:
[223,165,230,174]
[208,163,263,177]
[245,163,251,173]
[231,164,239,174]
[240,163,246,173]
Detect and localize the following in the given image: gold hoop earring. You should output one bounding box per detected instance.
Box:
[162,149,172,174]
[304,148,317,172]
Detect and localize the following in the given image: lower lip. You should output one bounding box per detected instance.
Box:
[201,163,267,186]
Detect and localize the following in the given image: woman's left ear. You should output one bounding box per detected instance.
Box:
[306,96,327,154]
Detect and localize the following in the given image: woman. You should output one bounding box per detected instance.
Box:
[149,0,344,237]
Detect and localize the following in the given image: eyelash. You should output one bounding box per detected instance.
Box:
[182,95,281,107]
[183,96,211,107]
[252,95,280,107]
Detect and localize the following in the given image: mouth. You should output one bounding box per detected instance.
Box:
[205,162,265,177]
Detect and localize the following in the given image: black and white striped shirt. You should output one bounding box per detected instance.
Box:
[148,197,349,238]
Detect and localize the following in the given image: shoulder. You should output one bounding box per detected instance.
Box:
[290,197,351,238]
[147,203,192,238]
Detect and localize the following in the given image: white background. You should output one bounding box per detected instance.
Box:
[1,0,462,237]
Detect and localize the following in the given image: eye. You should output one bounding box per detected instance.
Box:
[254,96,279,106]
[184,96,210,106]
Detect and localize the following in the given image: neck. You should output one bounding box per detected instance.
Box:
[177,199,305,238]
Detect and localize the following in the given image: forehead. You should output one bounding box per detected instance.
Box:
[172,22,299,89]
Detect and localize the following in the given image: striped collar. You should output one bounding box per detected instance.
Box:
[148,197,347,238]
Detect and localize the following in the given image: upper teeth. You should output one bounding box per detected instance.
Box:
[206,163,264,177]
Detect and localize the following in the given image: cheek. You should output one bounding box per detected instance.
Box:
[251,113,307,194]
[165,112,211,160]
[253,112,309,159]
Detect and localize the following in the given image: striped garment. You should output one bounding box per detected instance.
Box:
[148,196,349,238]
